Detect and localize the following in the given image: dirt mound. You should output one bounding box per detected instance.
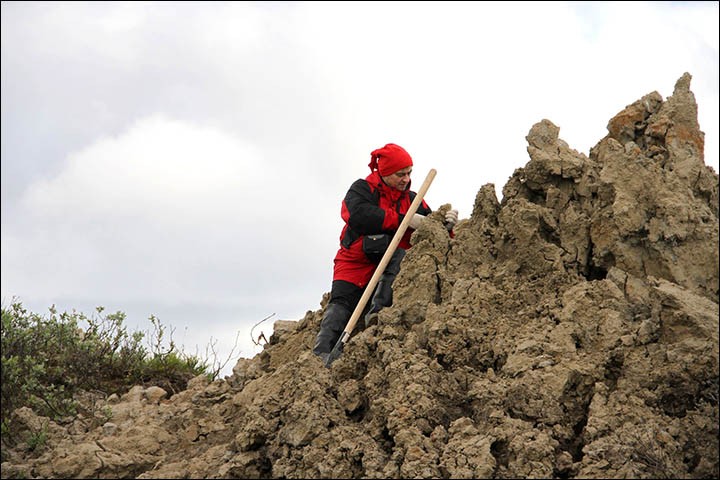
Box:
[2,73,717,479]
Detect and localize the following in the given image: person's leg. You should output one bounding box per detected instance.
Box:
[364,248,406,327]
[312,280,362,360]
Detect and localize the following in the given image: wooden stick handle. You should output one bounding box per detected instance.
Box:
[337,168,437,345]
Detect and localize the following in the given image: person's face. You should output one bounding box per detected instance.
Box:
[382,167,412,191]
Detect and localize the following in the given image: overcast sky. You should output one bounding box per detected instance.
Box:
[2,1,718,377]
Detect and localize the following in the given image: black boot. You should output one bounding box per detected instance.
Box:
[364,248,405,327]
[313,303,351,361]
[364,278,392,327]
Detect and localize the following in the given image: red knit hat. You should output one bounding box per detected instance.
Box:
[368,143,413,176]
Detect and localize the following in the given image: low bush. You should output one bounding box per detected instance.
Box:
[1,301,216,448]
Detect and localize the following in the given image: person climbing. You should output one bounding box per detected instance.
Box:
[312,143,458,363]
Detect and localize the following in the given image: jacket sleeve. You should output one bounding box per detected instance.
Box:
[342,179,386,235]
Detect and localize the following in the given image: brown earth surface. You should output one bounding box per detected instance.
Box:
[1,72,718,479]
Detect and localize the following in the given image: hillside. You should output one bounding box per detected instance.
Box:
[1,72,717,479]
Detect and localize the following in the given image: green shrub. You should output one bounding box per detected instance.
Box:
[25,421,48,452]
[0,301,215,448]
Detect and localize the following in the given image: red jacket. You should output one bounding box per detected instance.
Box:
[332,171,432,288]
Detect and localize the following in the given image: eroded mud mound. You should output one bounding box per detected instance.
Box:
[2,73,717,479]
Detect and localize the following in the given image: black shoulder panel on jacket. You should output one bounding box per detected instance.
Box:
[344,179,385,234]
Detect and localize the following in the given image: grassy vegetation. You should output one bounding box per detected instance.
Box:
[1,300,235,454]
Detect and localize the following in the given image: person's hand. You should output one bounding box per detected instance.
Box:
[444,209,458,231]
[409,213,425,230]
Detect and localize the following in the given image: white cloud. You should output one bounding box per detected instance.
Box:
[24,115,256,220]
[7,114,336,305]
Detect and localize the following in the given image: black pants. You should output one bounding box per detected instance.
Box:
[328,280,365,315]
